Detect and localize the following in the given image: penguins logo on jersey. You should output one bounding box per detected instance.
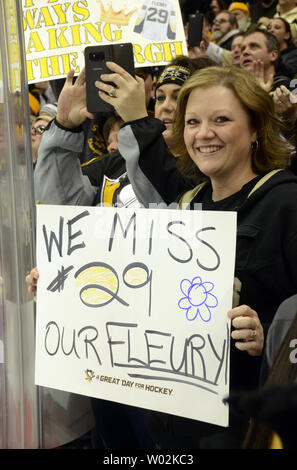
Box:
[100,175,122,207]
[99,174,140,207]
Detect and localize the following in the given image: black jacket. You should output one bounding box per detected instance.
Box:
[119,116,297,386]
[118,117,297,447]
[119,118,297,332]
[81,150,130,206]
[277,44,297,79]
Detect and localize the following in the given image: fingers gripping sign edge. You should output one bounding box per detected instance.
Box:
[227,305,264,356]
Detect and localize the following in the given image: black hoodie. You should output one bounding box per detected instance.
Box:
[118,117,297,426]
[118,116,297,448]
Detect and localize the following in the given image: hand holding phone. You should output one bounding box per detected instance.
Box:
[95,61,148,122]
[188,12,204,48]
[85,43,135,113]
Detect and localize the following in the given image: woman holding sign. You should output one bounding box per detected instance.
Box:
[31,56,215,449]
[96,64,297,448]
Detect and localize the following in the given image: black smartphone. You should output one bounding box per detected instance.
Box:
[84,42,135,113]
[188,12,204,47]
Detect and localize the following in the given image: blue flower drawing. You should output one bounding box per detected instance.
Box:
[178,276,218,322]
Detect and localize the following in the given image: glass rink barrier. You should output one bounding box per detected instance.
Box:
[0,1,94,449]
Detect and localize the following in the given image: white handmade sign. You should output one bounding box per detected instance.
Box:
[22,0,187,83]
[35,205,237,427]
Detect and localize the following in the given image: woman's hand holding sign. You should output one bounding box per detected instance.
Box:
[228,305,264,356]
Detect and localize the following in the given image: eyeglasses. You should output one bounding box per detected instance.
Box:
[31,125,46,135]
[213,18,229,25]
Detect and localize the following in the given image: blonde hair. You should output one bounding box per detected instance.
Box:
[172,66,292,177]
[35,114,54,124]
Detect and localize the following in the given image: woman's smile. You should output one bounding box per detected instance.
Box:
[184,85,257,185]
[197,145,224,154]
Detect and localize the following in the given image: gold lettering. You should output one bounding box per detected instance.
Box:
[73,1,90,22]
[23,0,35,7]
[23,8,37,31]
[12,68,21,92]
[39,57,50,78]
[10,17,16,35]
[48,27,71,49]
[26,59,38,82]
[61,53,71,75]
[48,54,61,75]
[144,43,163,63]
[9,42,19,63]
[166,41,183,58]
[133,42,185,66]
[36,7,55,28]
[162,42,173,62]
[70,24,82,46]
[103,23,122,41]
[133,44,145,65]
[52,3,71,24]
[62,52,79,75]
[27,53,80,82]
[26,32,45,53]
[83,22,103,43]
[5,0,12,23]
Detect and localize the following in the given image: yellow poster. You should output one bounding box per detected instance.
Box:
[22,0,187,83]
